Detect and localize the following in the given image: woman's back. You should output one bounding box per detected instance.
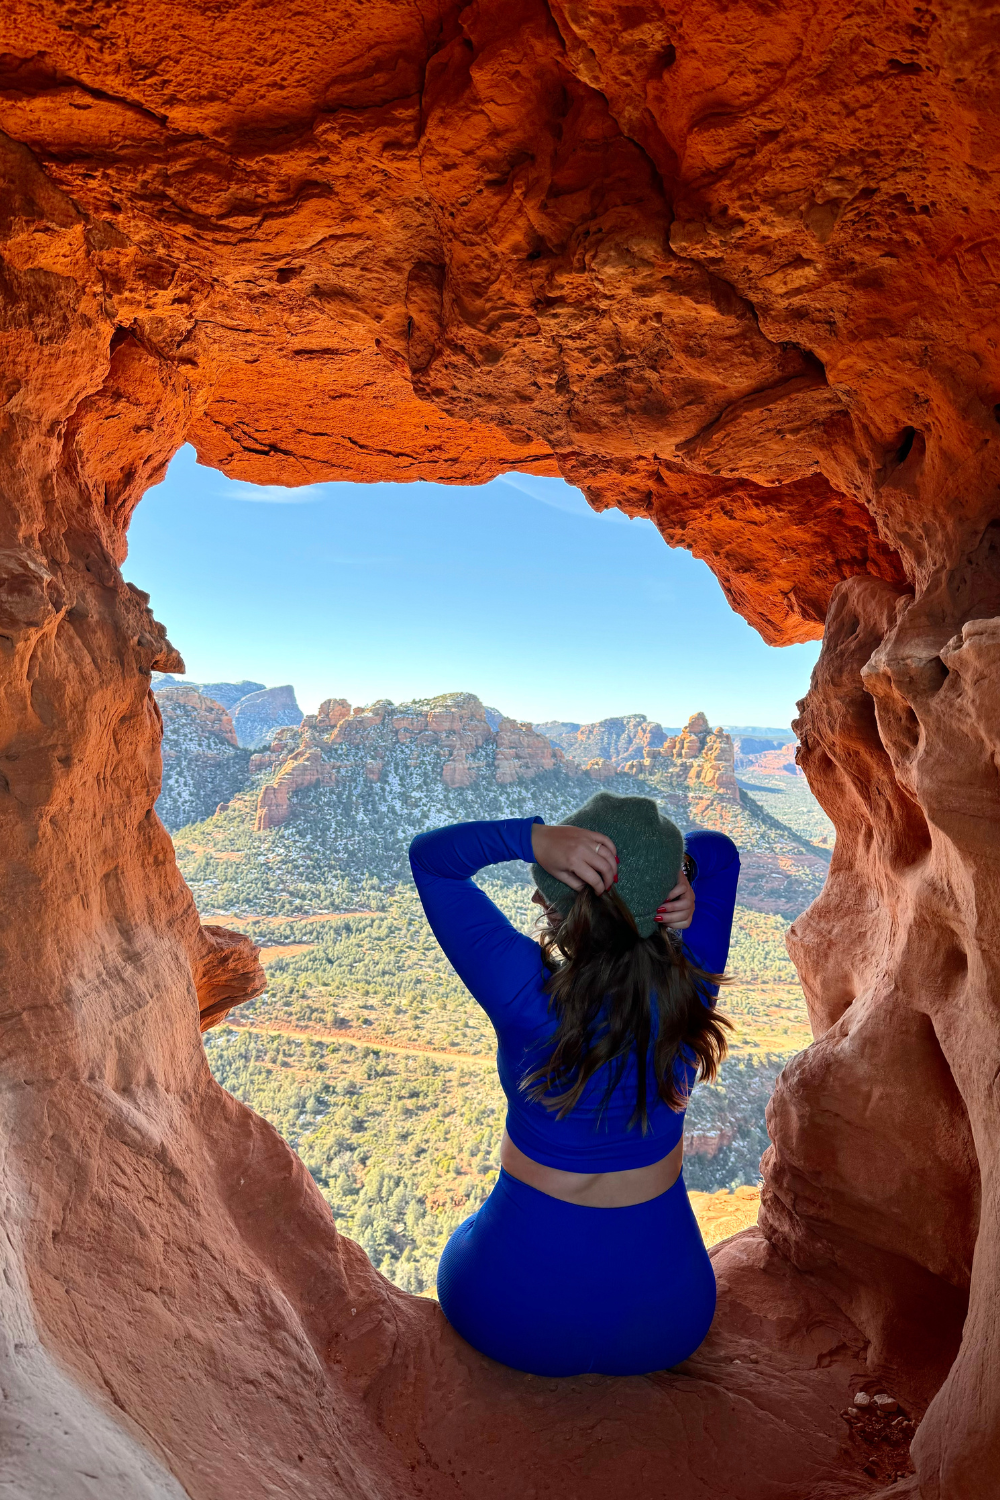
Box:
[408,817,740,1172]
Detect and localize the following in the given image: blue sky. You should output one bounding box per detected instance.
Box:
[126,444,819,729]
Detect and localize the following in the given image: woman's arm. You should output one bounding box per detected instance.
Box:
[681,830,740,977]
[408,818,546,1020]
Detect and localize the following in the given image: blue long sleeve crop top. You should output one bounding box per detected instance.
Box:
[409,817,739,1173]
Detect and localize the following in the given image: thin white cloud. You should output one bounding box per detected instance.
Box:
[218,482,326,504]
[497,472,631,524]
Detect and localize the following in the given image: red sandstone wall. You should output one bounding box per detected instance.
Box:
[2,3,1000,1496]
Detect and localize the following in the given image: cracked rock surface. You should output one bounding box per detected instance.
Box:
[1,2,998,1497]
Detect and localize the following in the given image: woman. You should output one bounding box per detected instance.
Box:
[409,791,740,1377]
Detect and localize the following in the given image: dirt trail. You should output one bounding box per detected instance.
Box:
[257,943,317,963]
[228,1017,494,1068]
[220,910,380,928]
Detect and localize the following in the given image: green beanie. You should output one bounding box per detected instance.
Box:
[531,791,685,938]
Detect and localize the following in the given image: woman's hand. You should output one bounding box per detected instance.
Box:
[655,871,695,930]
[530,823,618,896]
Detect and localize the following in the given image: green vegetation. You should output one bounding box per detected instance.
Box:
[202,874,809,1290]
[228,877,528,1056]
[682,1054,788,1193]
[175,751,598,917]
[225,879,799,1056]
[727,904,801,984]
[205,1024,504,1294]
[737,767,835,846]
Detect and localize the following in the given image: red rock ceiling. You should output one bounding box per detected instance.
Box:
[1,2,999,1497]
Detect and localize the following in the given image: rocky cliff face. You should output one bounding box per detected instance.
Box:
[153,674,267,710]
[153,673,301,748]
[230,684,303,747]
[244,695,757,846]
[733,734,790,765]
[154,684,826,916]
[1,3,999,1497]
[541,713,742,803]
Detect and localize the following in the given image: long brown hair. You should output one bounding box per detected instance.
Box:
[522,885,731,1130]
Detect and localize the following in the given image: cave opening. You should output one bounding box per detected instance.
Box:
[126,440,828,1298]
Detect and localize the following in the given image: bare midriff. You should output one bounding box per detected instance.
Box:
[499,1130,684,1208]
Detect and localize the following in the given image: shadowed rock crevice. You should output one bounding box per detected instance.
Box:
[2,2,999,1497]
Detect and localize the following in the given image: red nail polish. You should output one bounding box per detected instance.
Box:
[614,874,618,882]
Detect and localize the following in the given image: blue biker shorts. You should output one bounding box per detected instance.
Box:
[437,1168,717,1377]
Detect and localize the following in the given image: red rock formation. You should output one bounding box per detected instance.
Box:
[626,712,741,804]
[315,697,352,732]
[583,756,621,780]
[250,694,578,810]
[254,746,338,830]
[543,714,674,766]
[248,723,304,777]
[155,684,238,747]
[2,2,999,1496]
[748,745,802,776]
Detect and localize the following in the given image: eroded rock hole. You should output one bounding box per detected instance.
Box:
[882,427,926,487]
[132,448,834,1303]
[896,427,916,464]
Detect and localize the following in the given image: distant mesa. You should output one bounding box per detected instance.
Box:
[536,711,741,808]
[725,725,796,743]
[229,684,303,747]
[155,683,238,747]
[194,679,267,710]
[151,677,304,827]
[731,734,801,777]
[152,674,303,747]
[733,735,786,759]
[152,673,265,710]
[535,713,682,768]
[753,745,800,775]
